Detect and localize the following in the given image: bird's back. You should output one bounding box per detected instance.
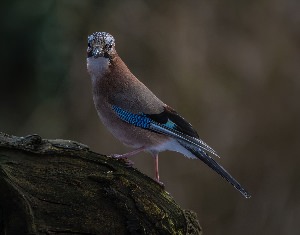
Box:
[94,54,165,115]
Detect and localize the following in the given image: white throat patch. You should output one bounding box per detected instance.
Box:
[87,56,110,80]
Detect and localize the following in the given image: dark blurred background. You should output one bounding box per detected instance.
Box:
[1,0,299,234]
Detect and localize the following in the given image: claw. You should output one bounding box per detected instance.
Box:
[110,154,134,167]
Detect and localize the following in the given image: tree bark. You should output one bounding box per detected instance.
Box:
[0,132,202,235]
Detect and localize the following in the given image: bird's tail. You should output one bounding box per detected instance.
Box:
[177,139,251,198]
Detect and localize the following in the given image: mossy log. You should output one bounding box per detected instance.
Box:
[0,132,202,235]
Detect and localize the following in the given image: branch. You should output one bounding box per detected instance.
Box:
[0,132,202,235]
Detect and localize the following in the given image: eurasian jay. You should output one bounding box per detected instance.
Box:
[86,32,250,198]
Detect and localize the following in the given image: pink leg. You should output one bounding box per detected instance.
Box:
[111,147,145,159]
[110,147,146,166]
[153,153,160,182]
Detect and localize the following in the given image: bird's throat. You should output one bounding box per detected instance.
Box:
[87,57,110,81]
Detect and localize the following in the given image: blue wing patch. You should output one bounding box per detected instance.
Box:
[112,105,176,130]
[164,119,176,129]
[112,105,151,129]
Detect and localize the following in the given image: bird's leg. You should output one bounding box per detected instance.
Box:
[153,153,160,182]
[111,147,145,158]
[110,147,145,166]
[152,153,164,187]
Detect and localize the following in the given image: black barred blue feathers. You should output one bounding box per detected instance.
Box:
[112,105,151,129]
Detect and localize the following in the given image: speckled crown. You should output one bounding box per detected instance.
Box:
[87,32,115,58]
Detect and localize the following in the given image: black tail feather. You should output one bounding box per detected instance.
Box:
[177,139,251,198]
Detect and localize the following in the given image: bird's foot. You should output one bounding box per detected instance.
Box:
[109,154,123,158]
[109,154,134,167]
[155,179,165,188]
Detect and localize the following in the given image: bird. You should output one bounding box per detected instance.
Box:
[86,32,251,198]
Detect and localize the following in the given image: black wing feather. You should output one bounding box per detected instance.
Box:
[147,106,199,138]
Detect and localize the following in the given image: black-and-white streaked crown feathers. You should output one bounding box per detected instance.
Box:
[87,32,116,59]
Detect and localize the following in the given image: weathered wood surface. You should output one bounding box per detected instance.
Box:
[0,132,202,235]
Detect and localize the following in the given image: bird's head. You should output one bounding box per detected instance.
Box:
[87,32,116,59]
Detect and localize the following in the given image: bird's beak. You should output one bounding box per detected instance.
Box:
[87,44,103,58]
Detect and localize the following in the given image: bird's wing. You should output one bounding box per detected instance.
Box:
[146,106,200,138]
[112,105,251,198]
[112,105,218,156]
